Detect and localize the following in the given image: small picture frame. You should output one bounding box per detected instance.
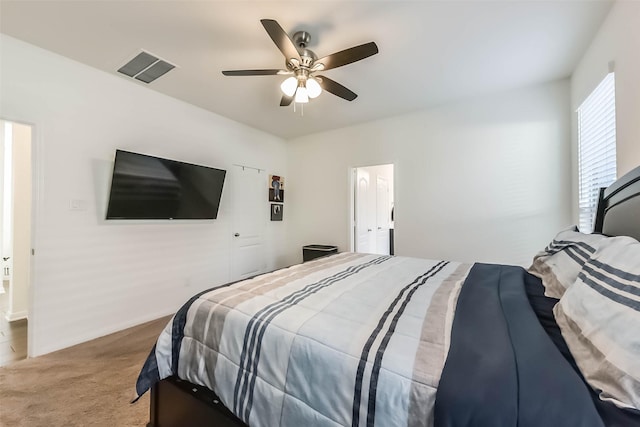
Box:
[269,175,284,202]
[270,203,283,221]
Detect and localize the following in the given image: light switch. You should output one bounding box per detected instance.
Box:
[69,199,88,211]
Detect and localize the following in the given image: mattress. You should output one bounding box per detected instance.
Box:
[135,253,634,426]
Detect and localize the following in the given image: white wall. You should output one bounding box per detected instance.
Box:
[571,1,640,179]
[0,28,580,355]
[287,80,572,267]
[0,35,288,356]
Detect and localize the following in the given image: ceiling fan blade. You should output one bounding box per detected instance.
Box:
[280,95,294,106]
[317,76,358,101]
[314,42,378,71]
[222,69,286,76]
[260,19,301,64]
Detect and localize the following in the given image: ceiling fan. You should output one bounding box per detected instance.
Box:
[222,19,379,107]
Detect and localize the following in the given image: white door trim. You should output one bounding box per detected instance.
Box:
[0,116,40,358]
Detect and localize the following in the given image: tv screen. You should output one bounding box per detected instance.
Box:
[106,150,226,220]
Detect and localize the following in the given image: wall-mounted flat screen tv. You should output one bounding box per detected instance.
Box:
[106,150,226,220]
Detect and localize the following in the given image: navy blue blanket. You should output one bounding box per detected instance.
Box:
[435,263,604,427]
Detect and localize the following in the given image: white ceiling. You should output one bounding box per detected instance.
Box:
[0,0,612,139]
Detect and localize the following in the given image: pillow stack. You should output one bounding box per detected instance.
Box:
[530,228,640,411]
[553,236,640,410]
[528,226,608,299]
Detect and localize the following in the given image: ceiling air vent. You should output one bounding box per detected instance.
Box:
[117,51,175,84]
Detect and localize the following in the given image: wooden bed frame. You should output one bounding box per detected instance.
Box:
[594,165,640,241]
[148,376,246,427]
[147,165,640,427]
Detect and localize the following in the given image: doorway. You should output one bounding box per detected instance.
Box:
[0,119,33,365]
[352,164,394,255]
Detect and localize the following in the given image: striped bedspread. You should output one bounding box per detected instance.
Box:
[136,253,471,426]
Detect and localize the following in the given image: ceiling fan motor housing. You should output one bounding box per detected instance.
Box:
[286,31,316,70]
[293,31,311,48]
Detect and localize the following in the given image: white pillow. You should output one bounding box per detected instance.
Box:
[554,236,640,410]
[528,226,607,299]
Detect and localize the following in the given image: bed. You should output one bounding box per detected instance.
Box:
[135,166,640,427]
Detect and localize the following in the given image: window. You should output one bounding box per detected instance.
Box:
[577,72,616,233]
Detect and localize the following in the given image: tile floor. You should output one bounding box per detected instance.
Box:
[0,281,27,366]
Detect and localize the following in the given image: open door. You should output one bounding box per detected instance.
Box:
[355,168,373,253]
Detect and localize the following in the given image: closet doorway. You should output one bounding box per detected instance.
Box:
[352,164,394,255]
[0,119,33,365]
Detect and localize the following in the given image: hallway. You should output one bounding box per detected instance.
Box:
[0,281,27,366]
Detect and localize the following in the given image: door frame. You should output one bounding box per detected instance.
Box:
[0,116,40,358]
[349,163,395,253]
[349,168,356,252]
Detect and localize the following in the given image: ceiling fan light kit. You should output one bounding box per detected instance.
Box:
[295,83,309,104]
[280,76,298,97]
[306,77,322,98]
[222,19,378,111]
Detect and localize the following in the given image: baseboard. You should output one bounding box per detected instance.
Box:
[32,309,175,357]
[5,309,28,322]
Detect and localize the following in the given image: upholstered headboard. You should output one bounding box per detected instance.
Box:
[593,165,640,241]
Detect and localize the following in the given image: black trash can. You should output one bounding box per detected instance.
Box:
[302,245,338,262]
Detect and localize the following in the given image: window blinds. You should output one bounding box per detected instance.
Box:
[577,72,616,233]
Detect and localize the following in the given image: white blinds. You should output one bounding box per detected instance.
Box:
[577,73,617,233]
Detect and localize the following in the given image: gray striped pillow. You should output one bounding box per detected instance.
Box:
[554,236,640,410]
[528,227,607,299]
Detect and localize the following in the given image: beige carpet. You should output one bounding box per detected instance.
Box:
[0,316,170,427]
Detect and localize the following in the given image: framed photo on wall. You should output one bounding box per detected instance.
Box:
[269,175,284,202]
[270,203,283,221]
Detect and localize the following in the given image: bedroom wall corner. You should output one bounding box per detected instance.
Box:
[0,34,289,356]
[285,79,572,267]
[571,1,640,186]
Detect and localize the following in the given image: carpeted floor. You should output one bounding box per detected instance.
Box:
[0,316,170,427]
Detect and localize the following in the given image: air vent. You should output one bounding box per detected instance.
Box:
[117,51,176,84]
